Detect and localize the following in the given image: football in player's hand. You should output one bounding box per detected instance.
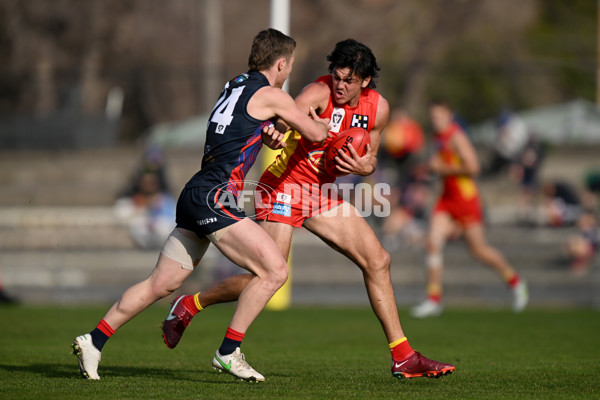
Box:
[324,127,370,177]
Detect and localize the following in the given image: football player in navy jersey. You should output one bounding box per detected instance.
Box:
[72,28,329,382]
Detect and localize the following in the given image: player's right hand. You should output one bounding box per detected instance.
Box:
[261,123,287,150]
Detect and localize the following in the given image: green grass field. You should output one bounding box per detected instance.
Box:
[0,304,598,399]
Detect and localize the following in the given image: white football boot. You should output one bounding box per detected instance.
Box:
[512,280,529,313]
[72,334,101,380]
[411,299,443,319]
[212,347,265,382]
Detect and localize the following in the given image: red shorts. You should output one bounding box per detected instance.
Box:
[255,171,344,228]
[433,195,483,227]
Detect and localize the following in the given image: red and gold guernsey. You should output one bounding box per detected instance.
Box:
[256,75,380,227]
[433,122,483,226]
[266,75,379,185]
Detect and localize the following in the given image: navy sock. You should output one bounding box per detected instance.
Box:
[218,337,242,356]
[89,328,110,351]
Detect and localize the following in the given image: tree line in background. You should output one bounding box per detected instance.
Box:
[0,0,595,143]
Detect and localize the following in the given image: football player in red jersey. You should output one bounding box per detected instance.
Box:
[164,40,455,380]
[411,100,528,318]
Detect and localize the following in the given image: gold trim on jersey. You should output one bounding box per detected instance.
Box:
[267,130,302,178]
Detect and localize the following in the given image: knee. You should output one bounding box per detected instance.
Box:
[363,247,391,275]
[149,276,180,299]
[263,258,289,290]
[426,252,443,270]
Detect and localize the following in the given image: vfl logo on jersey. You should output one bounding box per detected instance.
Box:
[276,192,292,204]
[307,150,327,174]
[351,114,369,129]
[329,108,345,133]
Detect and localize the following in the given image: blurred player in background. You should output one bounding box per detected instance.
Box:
[163,39,455,380]
[72,28,329,382]
[411,100,529,318]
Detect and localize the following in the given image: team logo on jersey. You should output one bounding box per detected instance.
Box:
[351,114,369,129]
[307,150,327,174]
[234,74,248,83]
[329,108,345,133]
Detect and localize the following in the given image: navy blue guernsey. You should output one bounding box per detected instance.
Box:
[185,71,272,197]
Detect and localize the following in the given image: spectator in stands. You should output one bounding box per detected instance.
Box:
[564,211,598,277]
[114,146,176,249]
[539,180,582,227]
[381,162,431,250]
[379,108,429,250]
[581,169,600,212]
[485,109,529,177]
[509,134,544,224]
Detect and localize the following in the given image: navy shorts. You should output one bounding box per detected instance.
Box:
[175,185,246,238]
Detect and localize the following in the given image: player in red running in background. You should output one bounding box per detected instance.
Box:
[163,39,455,380]
[411,100,528,318]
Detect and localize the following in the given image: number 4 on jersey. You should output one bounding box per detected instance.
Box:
[209,85,244,134]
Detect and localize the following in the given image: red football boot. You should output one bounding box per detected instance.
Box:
[392,352,455,379]
[162,295,194,349]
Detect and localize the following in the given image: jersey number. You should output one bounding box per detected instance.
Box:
[210,85,244,134]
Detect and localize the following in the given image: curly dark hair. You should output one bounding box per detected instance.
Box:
[326,39,380,88]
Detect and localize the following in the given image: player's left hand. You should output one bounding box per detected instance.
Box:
[261,123,287,150]
[334,143,375,176]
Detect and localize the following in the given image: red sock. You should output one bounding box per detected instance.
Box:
[96,319,115,337]
[219,327,245,355]
[428,294,442,303]
[507,274,520,288]
[225,327,245,342]
[389,337,415,361]
[182,294,202,316]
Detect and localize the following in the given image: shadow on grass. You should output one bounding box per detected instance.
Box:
[0,363,241,383]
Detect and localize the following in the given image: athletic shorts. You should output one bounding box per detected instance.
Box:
[175,185,246,237]
[433,195,483,227]
[255,171,344,228]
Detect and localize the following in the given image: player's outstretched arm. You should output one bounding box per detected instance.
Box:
[249,86,329,143]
